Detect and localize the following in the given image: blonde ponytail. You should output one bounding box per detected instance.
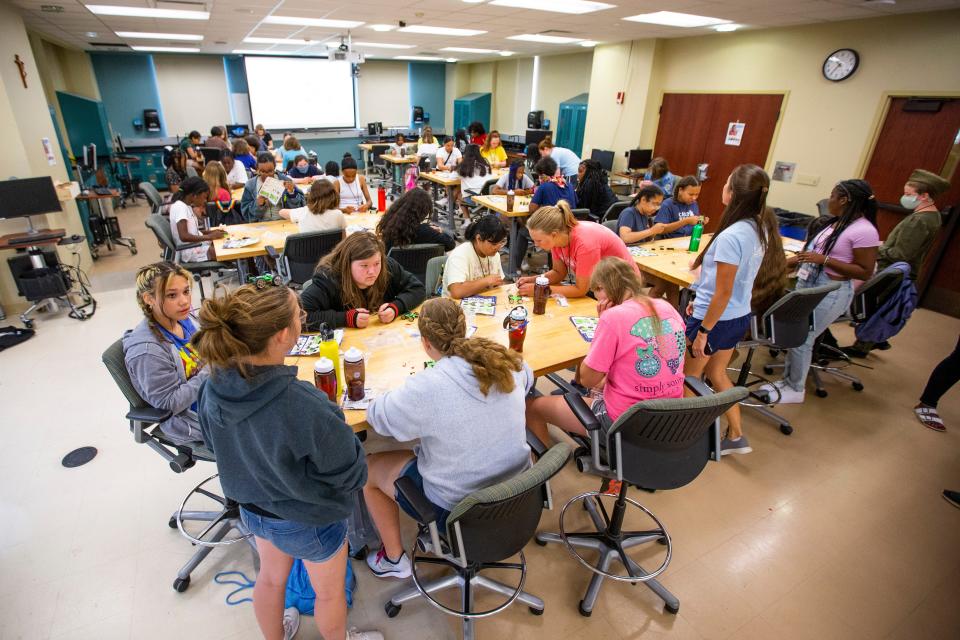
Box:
[527,199,578,235]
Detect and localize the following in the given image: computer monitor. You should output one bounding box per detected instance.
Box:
[525,129,552,146]
[227,124,250,138]
[0,177,62,220]
[590,149,615,172]
[628,148,653,171]
[200,147,223,163]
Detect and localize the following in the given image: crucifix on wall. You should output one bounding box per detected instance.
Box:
[14,55,28,88]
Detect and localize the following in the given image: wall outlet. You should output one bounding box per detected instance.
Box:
[796,174,820,186]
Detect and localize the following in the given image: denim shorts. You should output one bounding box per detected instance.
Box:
[239,508,347,563]
[395,458,450,530]
[685,314,751,354]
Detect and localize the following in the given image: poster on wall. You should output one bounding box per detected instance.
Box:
[724,122,745,146]
[42,137,56,165]
[772,161,797,183]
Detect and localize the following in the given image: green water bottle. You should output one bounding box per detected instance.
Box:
[688,217,704,252]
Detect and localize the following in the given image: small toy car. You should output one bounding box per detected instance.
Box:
[248,273,282,289]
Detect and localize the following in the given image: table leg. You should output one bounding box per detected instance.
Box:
[236,258,249,284]
[125,165,138,203]
[508,217,522,277]
[393,164,403,194]
[445,184,458,236]
[97,199,114,252]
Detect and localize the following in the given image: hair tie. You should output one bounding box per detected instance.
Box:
[761,187,769,193]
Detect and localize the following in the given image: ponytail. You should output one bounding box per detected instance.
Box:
[418,298,522,395]
[527,199,578,234]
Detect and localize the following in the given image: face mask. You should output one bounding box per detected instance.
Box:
[900,194,920,210]
[297,164,308,172]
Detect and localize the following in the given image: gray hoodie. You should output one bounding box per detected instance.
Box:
[122,317,208,444]
[366,355,533,510]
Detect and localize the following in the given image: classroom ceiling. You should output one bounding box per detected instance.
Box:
[12,0,960,62]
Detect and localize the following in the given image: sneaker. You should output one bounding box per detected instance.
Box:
[943,490,960,509]
[347,629,385,640]
[720,435,753,456]
[915,404,946,432]
[757,380,805,404]
[283,607,300,640]
[366,546,412,579]
[840,345,870,359]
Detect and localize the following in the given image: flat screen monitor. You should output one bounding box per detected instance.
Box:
[0,177,62,220]
[227,124,250,138]
[525,129,552,146]
[590,149,615,172]
[200,147,223,163]
[628,148,653,170]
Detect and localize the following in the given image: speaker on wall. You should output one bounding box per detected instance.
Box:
[143,109,161,133]
[527,110,544,129]
[412,106,425,124]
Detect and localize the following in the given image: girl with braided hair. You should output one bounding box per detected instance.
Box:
[758,178,879,405]
[361,297,533,579]
[575,159,617,221]
[122,262,207,444]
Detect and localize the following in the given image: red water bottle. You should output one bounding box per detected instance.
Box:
[377,186,386,212]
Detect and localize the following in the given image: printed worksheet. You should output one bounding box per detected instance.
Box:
[570,316,599,342]
[258,176,286,205]
[461,296,497,316]
[629,246,658,258]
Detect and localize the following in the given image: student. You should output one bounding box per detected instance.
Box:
[165,148,187,193]
[279,179,347,235]
[528,156,577,212]
[457,144,492,216]
[168,176,225,262]
[325,160,340,180]
[656,176,707,238]
[301,232,425,330]
[442,214,507,299]
[333,154,372,214]
[362,297,532,578]
[205,126,231,153]
[123,262,207,445]
[526,257,686,445]
[232,138,257,171]
[435,137,462,171]
[376,187,454,253]
[388,133,408,157]
[416,126,439,159]
[202,161,231,205]
[684,165,781,455]
[915,334,960,432]
[239,153,304,223]
[288,154,323,183]
[179,130,203,168]
[759,179,879,404]
[537,138,580,184]
[480,130,508,168]
[517,200,637,299]
[467,121,486,146]
[576,159,617,221]
[617,183,666,244]
[255,123,273,150]
[643,157,677,196]
[279,135,305,171]
[247,134,268,160]
[492,161,535,196]
[221,151,249,190]
[192,285,381,640]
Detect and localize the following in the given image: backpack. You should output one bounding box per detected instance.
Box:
[404,165,420,192]
[0,325,35,351]
[285,557,355,615]
[853,262,917,344]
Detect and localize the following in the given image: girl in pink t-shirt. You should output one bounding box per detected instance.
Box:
[517,200,639,299]
[526,257,686,444]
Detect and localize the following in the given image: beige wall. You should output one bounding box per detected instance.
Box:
[535,52,593,130]
[154,54,231,136]
[445,62,470,132]
[357,60,410,128]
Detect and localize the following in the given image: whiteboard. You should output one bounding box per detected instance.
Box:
[243,57,356,130]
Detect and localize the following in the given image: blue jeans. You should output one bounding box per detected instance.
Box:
[239,508,347,563]
[783,270,854,392]
[394,458,450,530]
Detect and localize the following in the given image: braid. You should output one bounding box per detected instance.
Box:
[575,160,610,213]
[810,179,878,277]
[135,261,193,342]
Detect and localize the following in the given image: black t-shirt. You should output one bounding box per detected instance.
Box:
[261,132,273,144]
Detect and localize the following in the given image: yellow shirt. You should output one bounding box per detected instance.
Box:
[481,146,507,166]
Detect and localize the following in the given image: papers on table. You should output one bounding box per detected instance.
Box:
[570,316,599,342]
[461,296,497,316]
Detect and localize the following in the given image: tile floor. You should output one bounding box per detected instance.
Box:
[0,200,958,639]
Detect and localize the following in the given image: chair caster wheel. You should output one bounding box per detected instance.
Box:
[529,606,544,616]
[852,382,864,391]
[780,424,793,435]
[130,247,138,255]
[534,537,547,546]
[23,320,34,329]
[168,516,177,529]
[657,537,667,546]
[385,602,401,618]
[815,389,828,398]
[357,430,367,442]
[763,365,774,375]
[578,600,593,617]
[665,602,680,615]
[173,577,190,592]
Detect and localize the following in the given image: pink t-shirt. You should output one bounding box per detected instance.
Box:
[552,221,640,286]
[583,298,686,422]
[810,217,880,277]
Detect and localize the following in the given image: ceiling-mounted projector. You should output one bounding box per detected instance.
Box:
[332,50,364,63]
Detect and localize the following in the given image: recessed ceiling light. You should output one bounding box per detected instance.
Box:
[352,42,416,49]
[115,31,203,41]
[499,51,514,56]
[369,24,396,32]
[579,40,598,47]
[507,33,583,44]
[85,4,209,20]
[399,25,486,36]
[446,58,458,62]
[713,24,740,32]
[85,31,98,38]
[244,37,310,45]
[489,0,614,15]
[622,11,730,28]
[394,55,446,61]
[262,16,364,29]
[462,0,486,4]
[130,46,201,52]
[232,49,297,56]
[441,47,496,53]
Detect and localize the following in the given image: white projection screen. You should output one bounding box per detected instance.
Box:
[244,56,356,130]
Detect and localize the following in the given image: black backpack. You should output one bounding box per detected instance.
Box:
[0,326,35,351]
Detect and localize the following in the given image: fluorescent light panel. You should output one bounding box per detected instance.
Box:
[368,24,395,31]
[441,47,496,53]
[499,51,514,56]
[244,37,310,45]
[579,40,598,47]
[131,46,200,52]
[351,42,415,49]
[490,0,614,15]
[622,11,730,28]
[232,50,299,56]
[714,24,741,32]
[394,56,447,61]
[507,33,583,44]
[115,31,203,41]
[85,4,209,20]
[263,16,364,29]
[399,25,486,36]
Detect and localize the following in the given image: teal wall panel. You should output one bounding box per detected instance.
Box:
[408,62,446,131]
[90,53,166,139]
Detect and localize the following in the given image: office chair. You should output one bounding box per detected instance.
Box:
[424,255,448,298]
[387,243,446,287]
[101,339,258,592]
[204,201,244,227]
[571,208,593,222]
[139,181,164,215]
[371,144,392,185]
[727,283,839,435]
[602,220,619,234]
[816,198,831,217]
[536,381,746,617]
[144,214,235,300]
[602,200,630,223]
[185,165,199,179]
[265,229,342,289]
[463,177,500,225]
[384,443,571,640]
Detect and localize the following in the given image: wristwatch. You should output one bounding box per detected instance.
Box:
[697,324,712,335]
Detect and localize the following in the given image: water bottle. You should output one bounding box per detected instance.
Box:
[377,186,386,212]
[688,217,704,252]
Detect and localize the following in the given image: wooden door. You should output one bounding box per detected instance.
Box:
[652,93,783,230]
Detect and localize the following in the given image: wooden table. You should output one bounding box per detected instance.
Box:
[419,169,508,234]
[380,154,418,192]
[473,194,532,276]
[614,169,648,190]
[287,285,599,430]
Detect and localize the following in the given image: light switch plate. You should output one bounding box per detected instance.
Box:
[796,174,820,186]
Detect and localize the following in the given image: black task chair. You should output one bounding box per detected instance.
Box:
[205,201,244,227]
[388,243,446,287]
[144,214,235,300]
[536,381,747,617]
[602,199,630,223]
[571,207,593,222]
[424,255,448,298]
[602,219,619,234]
[371,144,392,184]
[384,443,571,639]
[139,181,164,215]
[101,339,258,592]
[264,229,342,289]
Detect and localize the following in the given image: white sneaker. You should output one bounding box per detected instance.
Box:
[347,629,384,640]
[366,546,412,578]
[757,380,805,404]
[283,607,300,640]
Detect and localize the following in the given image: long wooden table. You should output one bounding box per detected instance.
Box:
[288,285,598,430]
[473,194,532,277]
[418,169,506,235]
[380,154,418,192]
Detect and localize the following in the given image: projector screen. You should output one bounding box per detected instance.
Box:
[244,56,356,130]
